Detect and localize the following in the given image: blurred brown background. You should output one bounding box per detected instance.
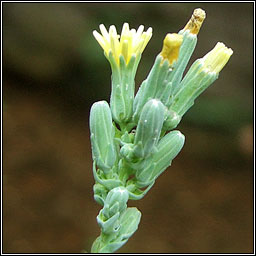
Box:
[3,2,253,253]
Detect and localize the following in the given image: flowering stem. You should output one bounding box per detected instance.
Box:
[89,9,232,253]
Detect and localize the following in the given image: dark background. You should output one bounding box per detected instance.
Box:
[3,2,253,253]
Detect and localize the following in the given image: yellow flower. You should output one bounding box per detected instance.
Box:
[200,42,233,73]
[160,33,183,66]
[183,8,206,35]
[93,23,152,65]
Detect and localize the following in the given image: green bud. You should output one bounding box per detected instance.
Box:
[120,131,131,143]
[136,130,185,187]
[133,99,165,159]
[120,143,135,162]
[93,183,108,206]
[169,60,218,116]
[163,109,181,131]
[97,211,120,234]
[133,55,172,122]
[89,101,117,172]
[93,207,141,253]
[102,187,129,219]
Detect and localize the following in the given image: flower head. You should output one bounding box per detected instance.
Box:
[93,23,152,65]
[183,8,206,35]
[200,42,233,74]
[160,33,183,66]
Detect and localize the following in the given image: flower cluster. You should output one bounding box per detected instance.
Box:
[89,8,233,253]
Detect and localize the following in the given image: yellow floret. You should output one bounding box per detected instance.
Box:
[201,42,233,73]
[93,23,152,65]
[160,33,183,66]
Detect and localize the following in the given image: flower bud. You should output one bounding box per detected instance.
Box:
[97,211,120,235]
[169,42,233,116]
[102,187,129,219]
[133,99,165,158]
[94,207,141,253]
[136,130,185,187]
[133,56,173,122]
[163,109,181,131]
[93,183,108,206]
[168,8,206,95]
[96,187,129,236]
[89,101,117,172]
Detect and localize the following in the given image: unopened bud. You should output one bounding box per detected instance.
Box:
[133,99,165,158]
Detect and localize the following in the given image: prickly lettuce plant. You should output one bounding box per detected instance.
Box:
[89,8,233,253]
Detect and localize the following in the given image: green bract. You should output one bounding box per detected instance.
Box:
[90,8,232,253]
